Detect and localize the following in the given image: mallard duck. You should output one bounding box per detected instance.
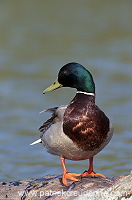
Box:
[31,62,113,186]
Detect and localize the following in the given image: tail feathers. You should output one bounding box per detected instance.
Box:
[30,139,42,145]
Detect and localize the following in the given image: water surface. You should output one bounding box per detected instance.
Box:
[0,1,132,181]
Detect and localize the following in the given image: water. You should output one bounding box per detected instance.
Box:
[0,1,132,182]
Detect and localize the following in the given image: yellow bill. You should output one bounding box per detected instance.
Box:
[43,78,63,94]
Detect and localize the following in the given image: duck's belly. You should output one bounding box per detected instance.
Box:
[41,122,113,161]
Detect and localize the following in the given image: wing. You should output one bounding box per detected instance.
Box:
[39,105,67,135]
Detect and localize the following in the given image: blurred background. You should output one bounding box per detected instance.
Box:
[0,0,132,182]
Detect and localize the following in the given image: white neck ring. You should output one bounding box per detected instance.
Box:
[77,91,95,96]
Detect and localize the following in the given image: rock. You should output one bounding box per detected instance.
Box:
[0,172,132,200]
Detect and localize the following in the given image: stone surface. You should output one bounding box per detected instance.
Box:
[0,172,132,200]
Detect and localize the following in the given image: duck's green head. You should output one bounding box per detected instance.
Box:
[43,62,95,94]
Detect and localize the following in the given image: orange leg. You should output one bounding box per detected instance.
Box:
[60,156,81,186]
[82,157,106,178]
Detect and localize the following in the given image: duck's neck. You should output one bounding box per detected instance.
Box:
[74,91,95,104]
[76,91,95,97]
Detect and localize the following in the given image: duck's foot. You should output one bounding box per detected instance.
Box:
[62,172,82,186]
[82,170,106,178]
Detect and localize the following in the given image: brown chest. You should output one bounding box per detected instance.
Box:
[63,94,110,151]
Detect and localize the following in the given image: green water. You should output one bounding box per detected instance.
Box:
[0,1,132,182]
